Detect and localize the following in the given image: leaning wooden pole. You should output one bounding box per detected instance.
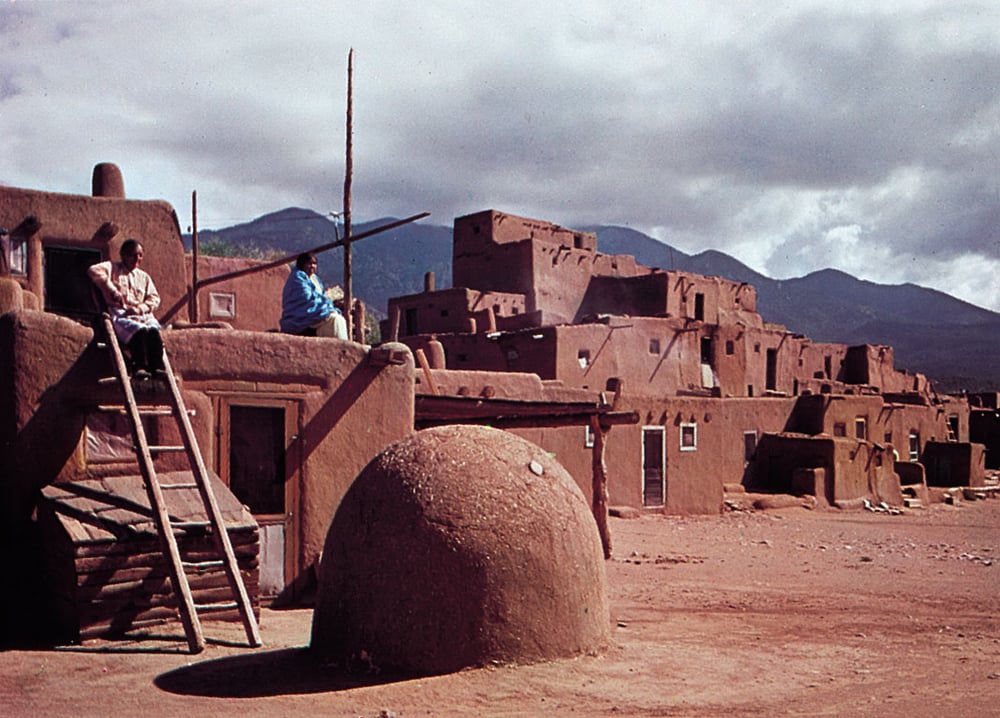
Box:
[590,415,613,559]
[342,48,354,340]
[189,190,199,322]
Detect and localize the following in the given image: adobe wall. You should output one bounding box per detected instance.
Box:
[0,184,187,314]
[880,401,956,461]
[921,441,986,488]
[385,287,528,340]
[753,434,899,506]
[514,396,796,515]
[0,309,415,577]
[0,166,290,334]
[181,255,289,331]
[970,407,1000,469]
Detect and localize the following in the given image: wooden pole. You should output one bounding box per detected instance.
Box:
[590,415,612,559]
[189,190,199,322]
[343,48,354,340]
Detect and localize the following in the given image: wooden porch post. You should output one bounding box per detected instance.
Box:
[590,415,612,559]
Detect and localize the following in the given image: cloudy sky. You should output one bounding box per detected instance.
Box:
[2,1,999,310]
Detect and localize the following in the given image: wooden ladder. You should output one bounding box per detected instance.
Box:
[98,314,262,653]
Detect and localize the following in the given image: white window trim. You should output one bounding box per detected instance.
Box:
[680,422,698,451]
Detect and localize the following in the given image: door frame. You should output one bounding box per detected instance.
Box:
[641,425,666,508]
[216,395,301,600]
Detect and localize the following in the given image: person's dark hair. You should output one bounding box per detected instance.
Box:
[296,252,316,271]
[120,238,142,258]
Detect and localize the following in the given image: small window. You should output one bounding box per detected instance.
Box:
[680,422,697,451]
[584,424,594,448]
[10,238,26,275]
[855,416,867,440]
[209,291,236,319]
[725,340,734,355]
[908,432,920,461]
[578,349,590,368]
[833,422,847,437]
[754,343,761,353]
[885,430,893,444]
[649,338,660,355]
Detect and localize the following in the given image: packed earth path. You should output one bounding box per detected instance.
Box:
[3,498,999,717]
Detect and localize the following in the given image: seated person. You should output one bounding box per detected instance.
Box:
[88,238,164,378]
[280,252,347,338]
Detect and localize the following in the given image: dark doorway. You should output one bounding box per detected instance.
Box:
[642,427,665,507]
[766,348,778,392]
[44,245,102,320]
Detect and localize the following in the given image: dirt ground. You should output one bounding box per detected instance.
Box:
[3,498,999,717]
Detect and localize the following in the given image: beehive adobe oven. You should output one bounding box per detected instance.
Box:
[310,424,610,675]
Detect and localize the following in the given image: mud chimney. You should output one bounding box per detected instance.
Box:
[92,163,125,198]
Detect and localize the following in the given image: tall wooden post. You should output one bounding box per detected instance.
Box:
[590,415,612,559]
[189,190,199,323]
[342,48,354,340]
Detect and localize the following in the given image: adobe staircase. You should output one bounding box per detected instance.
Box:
[96,314,262,653]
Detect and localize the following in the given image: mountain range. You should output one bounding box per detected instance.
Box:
[186,208,1000,392]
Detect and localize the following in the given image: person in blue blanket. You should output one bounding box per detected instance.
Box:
[279,252,347,338]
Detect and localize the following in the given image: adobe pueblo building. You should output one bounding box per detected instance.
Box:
[0,164,415,645]
[384,210,986,515]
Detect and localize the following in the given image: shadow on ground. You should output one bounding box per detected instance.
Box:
[155,646,423,697]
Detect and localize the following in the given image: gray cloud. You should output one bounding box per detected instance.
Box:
[1,0,999,310]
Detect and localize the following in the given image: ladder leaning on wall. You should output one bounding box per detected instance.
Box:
[96,314,262,653]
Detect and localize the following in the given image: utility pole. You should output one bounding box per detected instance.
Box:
[343,48,354,340]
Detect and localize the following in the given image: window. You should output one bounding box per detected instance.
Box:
[10,237,26,275]
[209,291,236,319]
[404,307,419,335]
[578,349,590,368]
[584,424,594,448]
[725,340,734,355]
[908,432,920,462]
[649,338,660,355]
[694,293,705,321]
[855,416,867,440]
[833,422,847,437]
[680,422,697,451]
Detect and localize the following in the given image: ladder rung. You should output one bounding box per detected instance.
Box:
[96,405,195,417]
[148,445,187,452]
[195,602,239,612]
[97,377,120,385]
[171,521,212,530]
[162,483,199,489]
[182,559,225,569]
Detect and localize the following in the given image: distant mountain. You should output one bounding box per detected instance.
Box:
[186,208,453,316]
[186,211,1000,392]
